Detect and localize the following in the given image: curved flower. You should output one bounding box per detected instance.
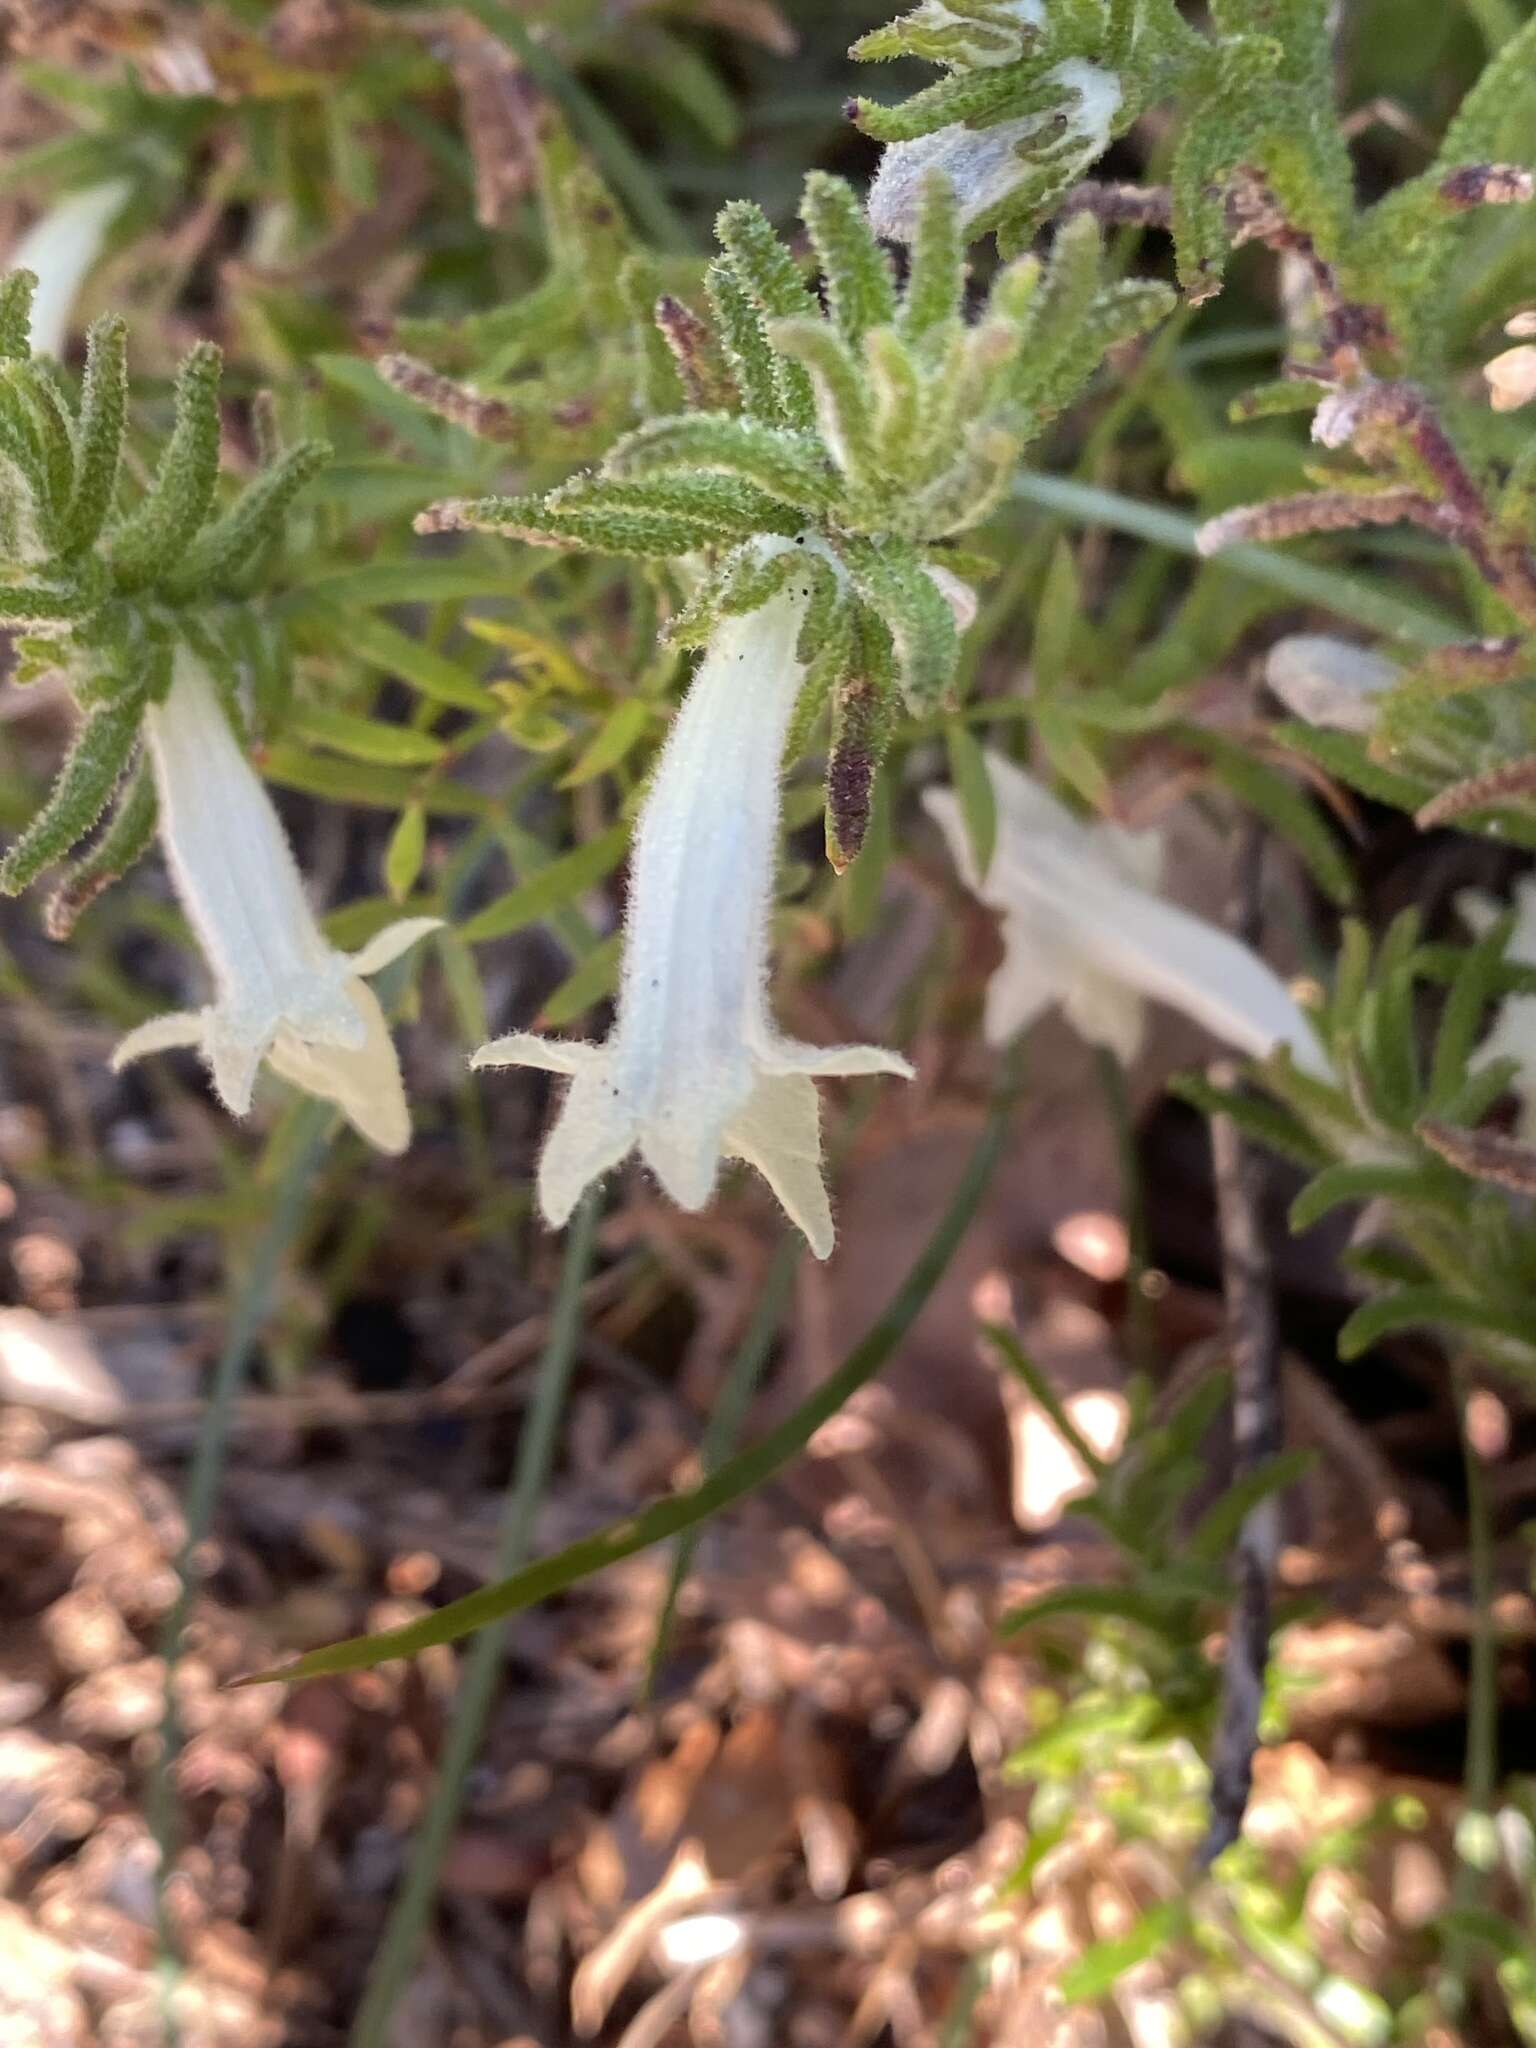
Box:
[11,181,129,358]
[1460,879,1536,1141]
[925,749,1328,1075]
[474,565,913,1257]
[867,57,1121,242]
[112,654,439,1152]
[1265,635,1397,735]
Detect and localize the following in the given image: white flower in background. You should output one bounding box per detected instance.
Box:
[1264,634,1398,734]
[112,654,439,1151]
[924,749,1329,1074]
[474,556,913,1257]
[11,181,129,358]
[1459,879,1536,1141]
[867,58,1121,241]
[1485,344,1536,414]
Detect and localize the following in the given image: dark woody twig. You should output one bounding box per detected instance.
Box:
[1199,825,1283,1869]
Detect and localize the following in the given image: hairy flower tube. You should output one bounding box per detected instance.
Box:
[925,749,1328,1075]
[10,182,129,358]
[474,562,913,1256]
[112,655,439,1151]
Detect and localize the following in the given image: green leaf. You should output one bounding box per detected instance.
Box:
[984,1324,1106,1480]
[108,341,223,589]
[45,753,156,937]
[604,412,834,513]
[1273,721,1435,814]
[561,697,654,788]
[848,540,959,711]
[1338,1286,1536,1363]
[169,438,330,596]
[1427,916,1512,1112]
[998,1584,1195,1638]
[705,259,781,424]
[1011,473,1459,648]
[384,803,427,903]
[62,314,126,555]
[1187,1450,1317,1562]
[466,619,589,697]
[944,719,997,879]
[899,171,964,349]
[0,695,141,893]
[262,745,489,816]
[314,607,498,714]
[538,929,622,1026]
[1058,1903,1188,2002]
[0,269,36,359]
[459,822,629,945]
[235,1076,1014,1685]
[1031,540,1081,697]
[801,171,897,346]
[1289,1160,1454,1232]
[713,200,817,429]
[289,704,447,767]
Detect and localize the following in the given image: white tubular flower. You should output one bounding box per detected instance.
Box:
[925,749,1329,1075]
[1264,635,1398,734]
[1460,880,1536,1141]
[112,654,439,1152]
[474,561,913,1257]
[11,181,129,358]
[867,58,1121,242]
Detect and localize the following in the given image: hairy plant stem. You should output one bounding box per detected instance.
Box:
[349,1188,602,2048]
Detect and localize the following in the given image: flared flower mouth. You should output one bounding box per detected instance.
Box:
[473,558,913,1256]
[112,653,440,1152]
[925,749,1329,1077]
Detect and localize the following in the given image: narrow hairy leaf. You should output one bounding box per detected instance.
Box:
[0,692,142,893]
[109,342,224,589]
[801,171,897,345]
[62,314,127,555]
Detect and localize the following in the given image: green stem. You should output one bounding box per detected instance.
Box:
[151,1100,335,2015]
[1012,472,1459,648]
[643,1234,799,1699]
[348,1189,602,2048]
[242,1062,1019,1686]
